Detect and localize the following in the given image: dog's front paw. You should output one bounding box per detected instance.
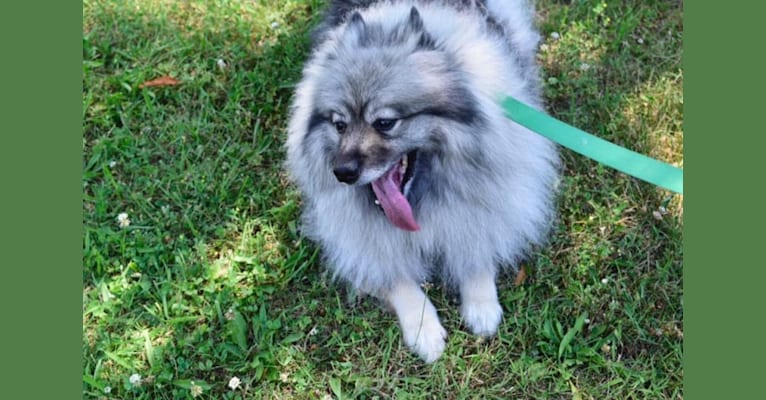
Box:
[400,311,447,363]
[460,299,503,337]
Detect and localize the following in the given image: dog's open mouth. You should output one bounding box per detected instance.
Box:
[371,150,420,231]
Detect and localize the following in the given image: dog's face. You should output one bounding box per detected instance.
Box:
[307,8,480,230]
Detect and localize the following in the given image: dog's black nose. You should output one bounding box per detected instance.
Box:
[333,160,361,184]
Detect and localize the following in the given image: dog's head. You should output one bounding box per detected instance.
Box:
[304,7,481,231]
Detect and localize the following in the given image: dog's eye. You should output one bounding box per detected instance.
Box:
[372,119,397,132]
[334,121,347,134]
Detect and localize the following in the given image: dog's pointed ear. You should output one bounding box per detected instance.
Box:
[408,7,435,50]
[347,11,372,46]
[347,11,367,36]
[408,7,424,32]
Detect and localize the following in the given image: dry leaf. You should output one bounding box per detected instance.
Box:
[514,266,528,286]
[139,76,180,88]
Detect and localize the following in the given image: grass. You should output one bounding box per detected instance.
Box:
[82,0,683,398]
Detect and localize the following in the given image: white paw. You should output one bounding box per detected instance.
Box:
[460,299,503,337]
[400,310,447,363]
[386,282,448,363]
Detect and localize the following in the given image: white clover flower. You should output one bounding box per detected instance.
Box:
[117,212,131,228]
[601,278,609,285]
[108,160,117,168]
[129,373,142,386]
[579,62,591,71]
[550,32,560,40]
[103,386,112,394]
[270,21,280,30]
[190,381,203,397]
[216,59,227,70]
[228,376,241,390]
[280,372,290,383]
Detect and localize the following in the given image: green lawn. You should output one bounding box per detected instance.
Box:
[82,0,683,398]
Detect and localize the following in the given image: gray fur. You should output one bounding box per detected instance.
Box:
[286,0,560,362]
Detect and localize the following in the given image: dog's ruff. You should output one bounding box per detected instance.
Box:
[285,0,560,363]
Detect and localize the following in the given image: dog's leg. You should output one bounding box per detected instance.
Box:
[459,270,503,337]
[385,281,447,363]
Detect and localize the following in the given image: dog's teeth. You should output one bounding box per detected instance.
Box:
[374,200,380,205]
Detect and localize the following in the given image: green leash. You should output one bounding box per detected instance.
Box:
[501,97,683,195]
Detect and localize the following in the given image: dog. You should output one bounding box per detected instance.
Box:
[285,0,560,363]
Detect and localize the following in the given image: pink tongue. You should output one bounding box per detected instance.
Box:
[371,163,420,232]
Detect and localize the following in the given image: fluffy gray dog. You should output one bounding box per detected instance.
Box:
[286,0,560,363]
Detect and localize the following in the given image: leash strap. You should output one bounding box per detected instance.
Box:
[501,97,683,195]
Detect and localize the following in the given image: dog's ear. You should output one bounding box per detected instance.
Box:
[347,11,367,38]
[408,7,424,32]
[407,7,436,50]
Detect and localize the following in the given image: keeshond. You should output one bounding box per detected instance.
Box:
[286,0,560,363]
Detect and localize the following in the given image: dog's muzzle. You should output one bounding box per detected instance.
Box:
[332,152,362,184]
